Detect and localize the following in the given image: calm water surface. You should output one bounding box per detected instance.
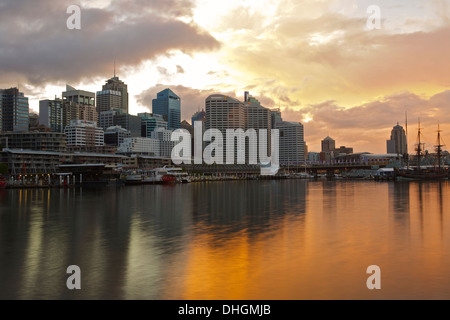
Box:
[0,180,449,299]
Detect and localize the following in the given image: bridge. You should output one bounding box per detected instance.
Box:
[181,162,376,176]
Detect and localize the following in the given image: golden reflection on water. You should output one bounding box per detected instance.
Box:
[1,180,450,299]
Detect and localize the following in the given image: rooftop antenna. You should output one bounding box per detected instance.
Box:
[114,60,116,77]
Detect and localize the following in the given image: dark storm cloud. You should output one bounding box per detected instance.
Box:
[0,0,219,85]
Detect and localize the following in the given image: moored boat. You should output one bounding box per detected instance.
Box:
[396,122,448,180]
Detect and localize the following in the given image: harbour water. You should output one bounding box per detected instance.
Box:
[0,179,449,299]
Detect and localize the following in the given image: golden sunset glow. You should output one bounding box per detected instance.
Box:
[2,0,450,153]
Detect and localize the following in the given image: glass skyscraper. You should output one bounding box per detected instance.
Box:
[152,88,181,130]
[0,88,29,132]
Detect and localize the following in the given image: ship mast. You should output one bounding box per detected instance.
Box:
[436,123,443,170]
[416,119,422,170]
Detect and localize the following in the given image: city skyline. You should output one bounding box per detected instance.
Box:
[1,0,449,153]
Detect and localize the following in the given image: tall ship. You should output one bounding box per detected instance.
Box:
[396,122,449,180]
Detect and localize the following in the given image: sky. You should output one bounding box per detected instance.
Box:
[1,0,450,153]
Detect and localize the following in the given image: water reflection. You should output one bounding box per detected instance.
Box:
[1,180,450,299]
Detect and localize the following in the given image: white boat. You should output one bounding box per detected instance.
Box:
[142,166,184,184]
[298,172,314,179]
[123,170,143,184]
[181,177,191,183]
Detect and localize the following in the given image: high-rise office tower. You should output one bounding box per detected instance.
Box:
[40,97,98,132]
[278,121,305,164]
[205,94,246,163]
[387,123,407,155]
[63,85,95,106]
[97,74,128,114]
[62,85,97,124]
[152,88,181,130]
[39,98,64,132]
[0,88,29,132]
[244,93,272,159]
[96,89,122,114]
[321,136,335,152]
[270,109,283,129]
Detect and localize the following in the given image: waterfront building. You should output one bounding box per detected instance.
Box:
[0,131,67,152]
[387,123,407,155]
[362,154,402,166]
[98,76,128,114]
[278,121,305,165]
[0,88,29,132]
[113,113,142,137]
[335,146,353,155]
[104,126,131,147]
[0,148,61,174]
[117,137,160,156]
[152,88,181,130]
[139,113,168,137]
[64,120,104,148]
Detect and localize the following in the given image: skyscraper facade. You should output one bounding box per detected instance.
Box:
[62,85,97,124]
[152,88,181,130]
[98,110,117,130]
[64,120,104,147]
[39,99,64,132]
[205,94,246,162]
[0,88,29,132]
[387,123,407,155]
[245,94,272,159]
[270,109,283,129]
[278,121,305,164]
[62,85,95,106]
[321,136,335,152]
[99,76,128,114]
[113,113,141,137]
[138,113,168,138]
[96,89,122,114]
